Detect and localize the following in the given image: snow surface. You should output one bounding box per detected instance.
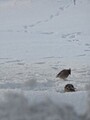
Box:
[0,0,90,119]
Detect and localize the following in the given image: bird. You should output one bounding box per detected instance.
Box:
[64,84,75,92]
[56,68,71,80]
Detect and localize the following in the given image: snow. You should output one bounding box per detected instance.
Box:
[0,92,81,120]
[0,0,90,119]
[0,91,88,120]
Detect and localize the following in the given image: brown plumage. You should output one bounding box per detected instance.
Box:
[64,84,75,92]
[56,68,71,80]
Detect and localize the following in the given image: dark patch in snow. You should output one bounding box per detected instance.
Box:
[35,62,45,65]
[76,54,86,57]
[40,32,54,35]
[85,43,90,46]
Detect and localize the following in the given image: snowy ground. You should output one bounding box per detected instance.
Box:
[0,0,90,119]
